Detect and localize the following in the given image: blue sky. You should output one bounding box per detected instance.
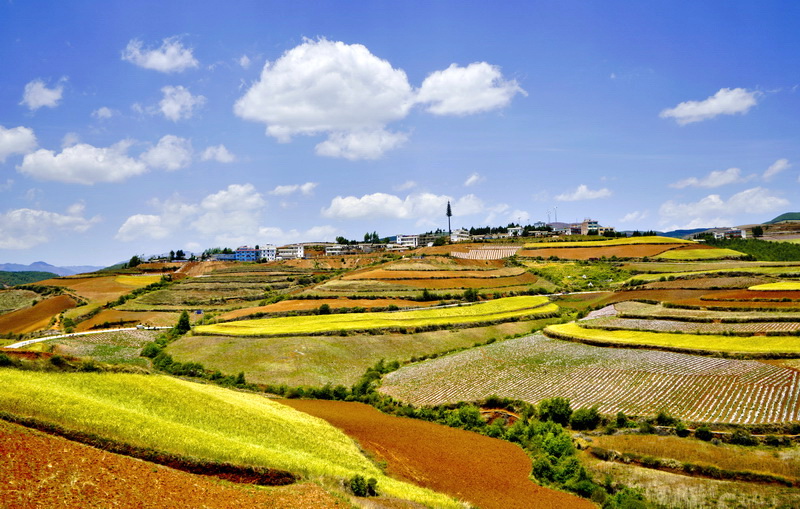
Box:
[1,1,798,266]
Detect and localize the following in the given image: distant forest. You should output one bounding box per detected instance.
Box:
[0,271,58,287]
[705,238,800,261]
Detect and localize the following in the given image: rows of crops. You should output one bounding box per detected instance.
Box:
[653,248,746,260]
[583,316,800,335]
[379,334,800,424]
[524,236,693,249]
[451,246,520,260]
[194,296,558,336]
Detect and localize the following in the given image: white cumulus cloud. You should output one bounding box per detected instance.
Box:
[159,85,206,121]
[619,210,649,223]
[416,62,525,116]
[322,192,484,220]
[314,129,408,160]
[20,78,65,111]
[200,144,236,163]
[17,140,147,185]
[763,158,790,181]
[0,125,37,162]
[0,203,99,249]
[269,182,318,196]
[92,107,115,119]
[659,187,789,229]
[555,184,612,201]
[121,37,198,73]
[660,88,759,125]
[670,167,748,189]
[234,38,413,160]
[140,135,193,171]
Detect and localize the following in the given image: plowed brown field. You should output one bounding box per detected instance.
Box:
[42,275,154,302]
[0,295,76,334]
[518,244,679,259]
[75,309,179,331]
[281,399,593,509]
[344,268,524,279]
[701,289,800,301]
[0,419,346,509]
[387,273,541,289]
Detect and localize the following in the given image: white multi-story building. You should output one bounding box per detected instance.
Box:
[396,234,419,248]
[277,244,305,259]
[451,228,471,242]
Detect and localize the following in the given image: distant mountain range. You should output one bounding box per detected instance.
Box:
[0,261,103,277]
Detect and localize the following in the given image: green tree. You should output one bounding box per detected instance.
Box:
[539,397,572,426]
[174,310,191,335]
[127,255,142,268]
[751,225,764,238]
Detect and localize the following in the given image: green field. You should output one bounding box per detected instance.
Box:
[544,322,800,355]
[194,296,558,337]
[0,370,458,507]
[524,236,693,249]
[169,319,557,386]
[624,265,800,284]
[654,248,746,260]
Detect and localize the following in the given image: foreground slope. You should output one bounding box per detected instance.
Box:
[0,370,460,507]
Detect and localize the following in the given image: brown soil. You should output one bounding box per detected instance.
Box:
[0,419,346,509]
[218,299,438,320]
[702,289,800,301]
[41,276,153,303]
[0,295,77,334]
[518,244,677,260]
[75,310,179,332]
[281,399,594,509]
[388,273,541,289]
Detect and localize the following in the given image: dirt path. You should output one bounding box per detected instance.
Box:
[281,399,595,509]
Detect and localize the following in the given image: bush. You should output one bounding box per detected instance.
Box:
[539,397,572,426]
[655,410,678,426]
[349,475,377,496]
[570,406,601,430]
[730,428,758,446]
[140,342,162,358]
[0,353,13,367]
[695,425,713,441]
[318,303,331,315]
[675,421,690,438]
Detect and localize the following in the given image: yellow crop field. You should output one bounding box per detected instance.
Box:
[654,248,746,260]
[195,295,557,336]
[525,236,693,249]
[749,281,800,291]
[115,275,162,286]
[0,370,459,507]
[544,322,800,355]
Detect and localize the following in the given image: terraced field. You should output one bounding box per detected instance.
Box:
[380,334,800,424]
[581,316,800,335]
[544,322,800,356]
[0,295,77,334]
[194,296,558,337]
[653,248,746,260]
[615,300,800,322]
[0,370,460,507]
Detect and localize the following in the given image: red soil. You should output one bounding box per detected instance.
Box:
[518,244,677,260]
[281,399,594,509]
[0,419,344,509]
[75,310,179,332]
[0,295,77,334]
[42,275,151,302]
[703,289,800,301]
[390,273,541,289]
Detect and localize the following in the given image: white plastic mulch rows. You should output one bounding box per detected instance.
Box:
[451,246,520,260]
[380,334,800,424]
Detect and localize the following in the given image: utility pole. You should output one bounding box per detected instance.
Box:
[446,200,452,235]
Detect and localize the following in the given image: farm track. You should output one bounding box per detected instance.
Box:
[380,334,800,424]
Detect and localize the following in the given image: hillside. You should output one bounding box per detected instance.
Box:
[0,261,103,276]
[766,212,800,224]
[0,270,58,286]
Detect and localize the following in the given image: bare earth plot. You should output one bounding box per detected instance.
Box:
[380,334,800,424]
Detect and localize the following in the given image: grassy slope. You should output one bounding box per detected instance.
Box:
[545,322,800,354]
[195,296,557,337]
[168,319,557,387]
[0,370,459,507]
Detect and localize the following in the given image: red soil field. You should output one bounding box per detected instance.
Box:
[0,419,345,509]
[518,244,679,260]
[42,275,152,303]
[218,298,439,320]
[0,295,77,334]
[75,310,179,331]
[344,268,523,280]
[281,399,594,509]
[702,289,800,301]
[598,288,715,306]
